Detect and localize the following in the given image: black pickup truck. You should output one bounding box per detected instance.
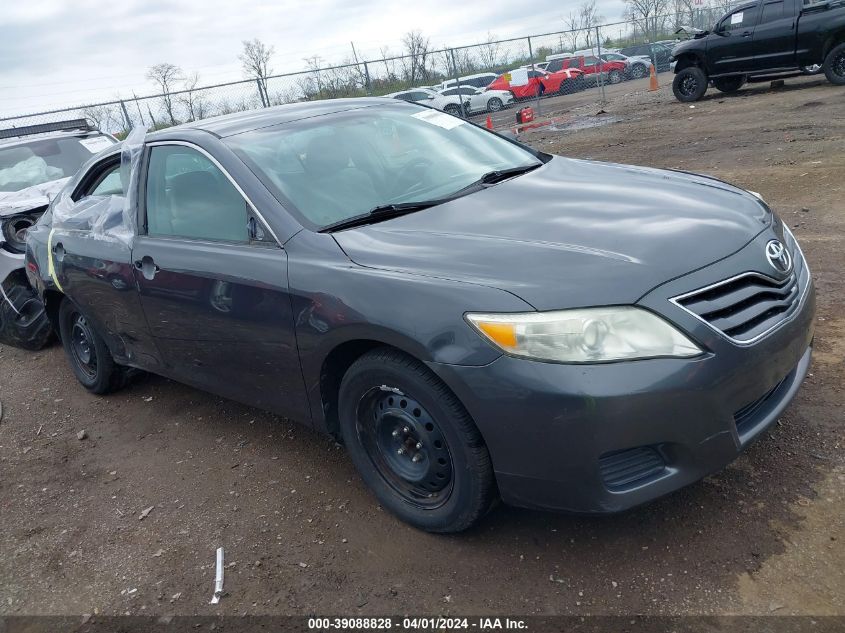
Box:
[671,0,845,101]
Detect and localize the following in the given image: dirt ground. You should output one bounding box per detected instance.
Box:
[1,75,843,619]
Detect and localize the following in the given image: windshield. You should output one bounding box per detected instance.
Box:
[225,103,542,230]
[0,135,112,193]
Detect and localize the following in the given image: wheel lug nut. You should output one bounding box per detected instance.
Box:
[397,447,406,455]
[403,426,410,434]
[415,442,422,449]
[412,454,422,463]
[392,430,399,438]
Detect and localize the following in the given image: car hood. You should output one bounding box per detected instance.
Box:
[333,157,771,310]
[0,178,70,217]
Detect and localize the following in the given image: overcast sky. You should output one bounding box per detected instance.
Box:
[0,0,626,118]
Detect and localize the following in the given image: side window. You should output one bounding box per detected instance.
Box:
[584,56,599,66]
[760,1,783,23]
[441,88,459,96]
[145,145,249,243]
[722,7,758,31]
[547,60,563,72]
[88,164,123,197]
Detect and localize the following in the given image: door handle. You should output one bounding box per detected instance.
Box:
[741,31,752,37]
[133,256,160,280]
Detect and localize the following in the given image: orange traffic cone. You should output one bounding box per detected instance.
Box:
[485,114,493,130]
[649,64,659,91]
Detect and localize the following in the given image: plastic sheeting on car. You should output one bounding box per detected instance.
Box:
[50,126,145,245]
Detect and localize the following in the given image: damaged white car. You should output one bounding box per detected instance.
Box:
[0,119,115,349]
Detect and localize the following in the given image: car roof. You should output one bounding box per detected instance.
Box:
[0,128,106,149]
[158,97,400,138]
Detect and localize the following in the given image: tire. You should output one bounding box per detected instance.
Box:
[337,347,496,533]
[713,75,746,94]
[444,104,462,117]
[58,299,127,394]
[631,63,648,79]
[0,281,53,350]
[673,67,708,102]
[486,97,503,112]
[608,70,622,84]
[823,42,845,85]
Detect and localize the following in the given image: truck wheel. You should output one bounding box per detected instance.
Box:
[337,347,496,533]
[58,299,128,394]
[0,281,53,350]
[673,67,708,102]
[823,43,845,85]
[713,75,746,94]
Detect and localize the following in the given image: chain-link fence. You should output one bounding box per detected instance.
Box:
[0,6,741,135]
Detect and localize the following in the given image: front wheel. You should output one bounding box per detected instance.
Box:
[631,64,648,79]
[713,75,746,94]
[338,348,496,533]
[486,97,503,112]
[443,104,462,117]
[673,67,708,102]
[0,280,53,350]
[58,299,128,394]
[823,43,845,85]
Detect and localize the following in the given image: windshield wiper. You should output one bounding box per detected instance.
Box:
[477,163,542,185]
[319,200,443,233]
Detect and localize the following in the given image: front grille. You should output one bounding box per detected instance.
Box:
[672,241,808,344]
[599,446,666,490]
[734,375,789,436]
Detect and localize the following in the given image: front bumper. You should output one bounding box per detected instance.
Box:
[429,235,816,513]
[0,247,24,285]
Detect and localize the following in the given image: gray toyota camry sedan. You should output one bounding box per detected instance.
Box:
[26,99,814,532]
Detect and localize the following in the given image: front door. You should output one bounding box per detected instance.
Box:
[131,142,309,422]
[707,4,762,74]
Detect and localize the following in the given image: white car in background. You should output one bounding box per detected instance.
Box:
[384,88,469,117]
[438,85,515,113]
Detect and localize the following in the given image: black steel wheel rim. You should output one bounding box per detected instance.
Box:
[70,313,97,380]
[680,75,698,96]
[356,388,454,509]
[834,53,845,78]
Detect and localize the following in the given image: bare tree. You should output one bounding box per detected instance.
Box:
[624,0,671,40]
[179,72,207,122]
[81,104,120,133]
[303,55,324,98]
[379,46,399,83]
[400,30,432,85]
[564,11,582,51]
[239,38,274,104]
[478,32,502,70]
[579,0,605,48]
[146,62,184,125]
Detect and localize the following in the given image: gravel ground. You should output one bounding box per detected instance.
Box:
[0,74,843,619]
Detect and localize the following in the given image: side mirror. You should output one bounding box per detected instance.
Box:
[427,95,435,100]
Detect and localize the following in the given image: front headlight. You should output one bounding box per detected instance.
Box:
[466,307,701,363]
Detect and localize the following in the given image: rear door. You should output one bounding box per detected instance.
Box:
[51,154,160,367]
[752,0,796,69]
[131,141,309,420]
[707,4,763,73]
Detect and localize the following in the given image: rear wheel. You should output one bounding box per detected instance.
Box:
[58,299,128,394]
[608,70,622,84]
[713,75,746,94]
[338,348,496,533]
[673,67,708,102]
[823,43,845,85]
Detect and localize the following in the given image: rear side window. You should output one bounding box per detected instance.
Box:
[760,1,783,23]
[89,165,123,196]
[145,145,248,242]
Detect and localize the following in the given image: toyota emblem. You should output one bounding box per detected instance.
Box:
[765,239,792,275]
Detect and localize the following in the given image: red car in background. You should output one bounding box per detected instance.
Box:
[488,68,584,99]
[546,55,627,85]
